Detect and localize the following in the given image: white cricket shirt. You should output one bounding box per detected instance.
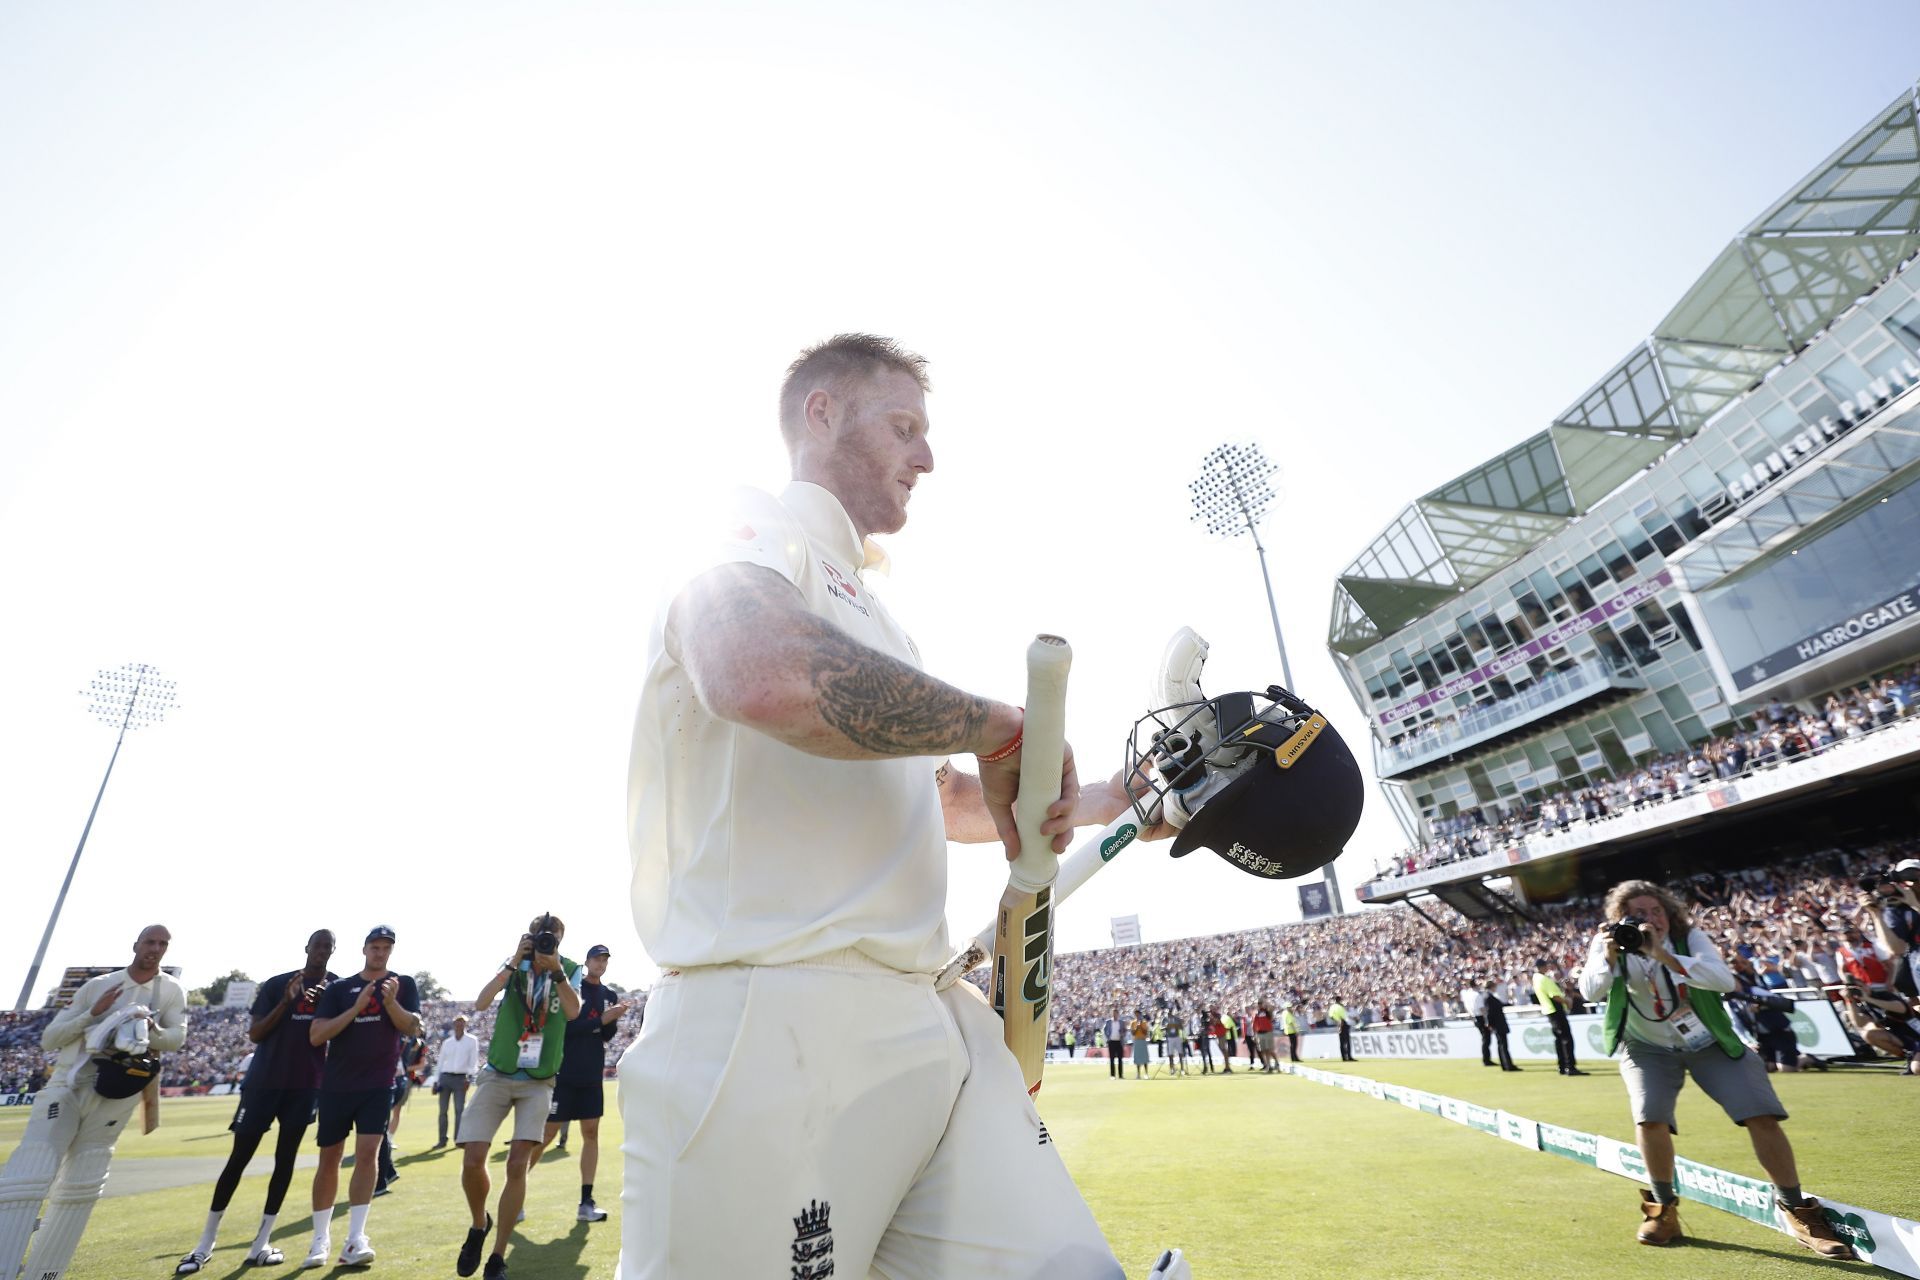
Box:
[627,482,949,972]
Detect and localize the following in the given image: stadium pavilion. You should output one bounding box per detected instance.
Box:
[1332,85,1920,916]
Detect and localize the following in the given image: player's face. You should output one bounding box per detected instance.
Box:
[307,931,336,968]
[587,955,608,980]
[364,939,394,971]
[1625,894,1670,941]
[132,926,170,971]
[824,368,932,539]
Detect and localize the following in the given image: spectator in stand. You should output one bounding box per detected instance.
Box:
[175,929,337,1274]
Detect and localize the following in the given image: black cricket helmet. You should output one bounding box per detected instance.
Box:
[1123,683,1363,880]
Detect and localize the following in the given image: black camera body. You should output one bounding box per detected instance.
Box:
[1608,916,1649,954]
[531,913,560,957]
[1858,865,1919,893]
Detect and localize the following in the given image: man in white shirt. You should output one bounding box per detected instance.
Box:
[433,1015,481,1150]
[1577,880,1847,1257]
[0,924,189,1280]
[1460,979,1493,1067]
[620,334,1177,1280]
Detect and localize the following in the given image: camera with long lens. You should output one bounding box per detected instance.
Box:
[1726,989,1794,1014]
[531,913,560,956]
[1608,916,1649,954]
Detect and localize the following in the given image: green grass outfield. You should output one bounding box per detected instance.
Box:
[4,1055,1913,1278]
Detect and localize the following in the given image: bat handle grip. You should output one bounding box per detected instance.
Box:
[1010,634,1072,892]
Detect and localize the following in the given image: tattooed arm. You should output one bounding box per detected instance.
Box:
[668,562,1073,855]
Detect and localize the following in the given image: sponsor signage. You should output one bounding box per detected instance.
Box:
[1675,1158,1779,1227]
[1596,1137,1650,1183]
[1374,569,1674,727]
[222,981,259,1010]
[1733,588,1920,692]
[1,1093,35,1108]
[1538,1122,1598,1167]
[1298,881,1333,920]
[1722,357,1920,509]
[1463,1103,1500,1136]
[1497,1111,1539,1151]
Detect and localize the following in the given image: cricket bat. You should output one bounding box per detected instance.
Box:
[992,634,1071,1097]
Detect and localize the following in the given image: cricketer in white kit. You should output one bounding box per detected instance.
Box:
[621,334,1168,1279]
[0,925,188,1280]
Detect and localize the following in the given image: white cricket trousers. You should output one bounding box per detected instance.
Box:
[0,1072,141,1280]
[617,951,1121,1279]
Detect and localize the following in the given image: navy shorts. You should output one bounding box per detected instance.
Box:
[231,1086,319,1138]
[546,1080,605,1122]
[316,1087,392,1146]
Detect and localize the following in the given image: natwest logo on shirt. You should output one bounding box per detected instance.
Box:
[820,561,869,616]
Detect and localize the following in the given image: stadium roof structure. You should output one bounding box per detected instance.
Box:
[1330,83,1920,655]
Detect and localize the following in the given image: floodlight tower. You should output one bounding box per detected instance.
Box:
[14,664,180,1012]
[1187,443,1344,914]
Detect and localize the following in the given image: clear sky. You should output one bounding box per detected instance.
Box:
[3,4,1917,1002]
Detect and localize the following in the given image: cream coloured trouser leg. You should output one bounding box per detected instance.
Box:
[616,956,1119,1280]
[0,1075,140,1280]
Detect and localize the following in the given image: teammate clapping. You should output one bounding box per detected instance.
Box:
[176,929,337,1273]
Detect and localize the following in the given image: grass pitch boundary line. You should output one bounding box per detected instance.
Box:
[1281,1062,1920,1276]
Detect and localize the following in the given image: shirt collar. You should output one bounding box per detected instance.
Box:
[781,481,892,578]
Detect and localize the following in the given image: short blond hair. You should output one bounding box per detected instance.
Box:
[779,333,930,453]
[1602,880,1692,937]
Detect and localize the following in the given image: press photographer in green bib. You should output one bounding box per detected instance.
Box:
[456,913,581,1280]
[1577,880,1848,1257]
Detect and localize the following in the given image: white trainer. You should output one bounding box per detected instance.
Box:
[302,1239,331,1269]
[1148,1248,1192,1279]
[577,1199,608,1222]
[340,1236,376,1266]
[175,1249,212,1275]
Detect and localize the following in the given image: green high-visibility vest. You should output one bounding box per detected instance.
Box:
[1282,1010,1299,1034]
[1601,928,1742,1059]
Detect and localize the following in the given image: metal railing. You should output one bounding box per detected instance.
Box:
[1376,657,1639,775]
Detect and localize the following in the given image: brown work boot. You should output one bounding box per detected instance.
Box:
[1637,1191,1682,1246]
[1780,1199,1855,1260]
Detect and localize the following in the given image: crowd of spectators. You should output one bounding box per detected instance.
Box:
[1045,838,1918,1062]
[1378,664,1920,881]
[5,837,1912,1094]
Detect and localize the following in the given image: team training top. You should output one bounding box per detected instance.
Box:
[314,971,421,1093]
[628,481,949,972]
[245,968,339,1092]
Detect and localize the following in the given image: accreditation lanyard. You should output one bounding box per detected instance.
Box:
[1624,953,1685,1022]
[519,970,554,1044]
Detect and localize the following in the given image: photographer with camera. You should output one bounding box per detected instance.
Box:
[455,913,581,1280]
[0,924,186,1280]
[1578,881,1849,1256]
[1838,981,1920,1071]
[1861,858,1919,998]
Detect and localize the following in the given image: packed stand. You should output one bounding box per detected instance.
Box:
[1376,663,1920,882]
[1046,838,1918,1068]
